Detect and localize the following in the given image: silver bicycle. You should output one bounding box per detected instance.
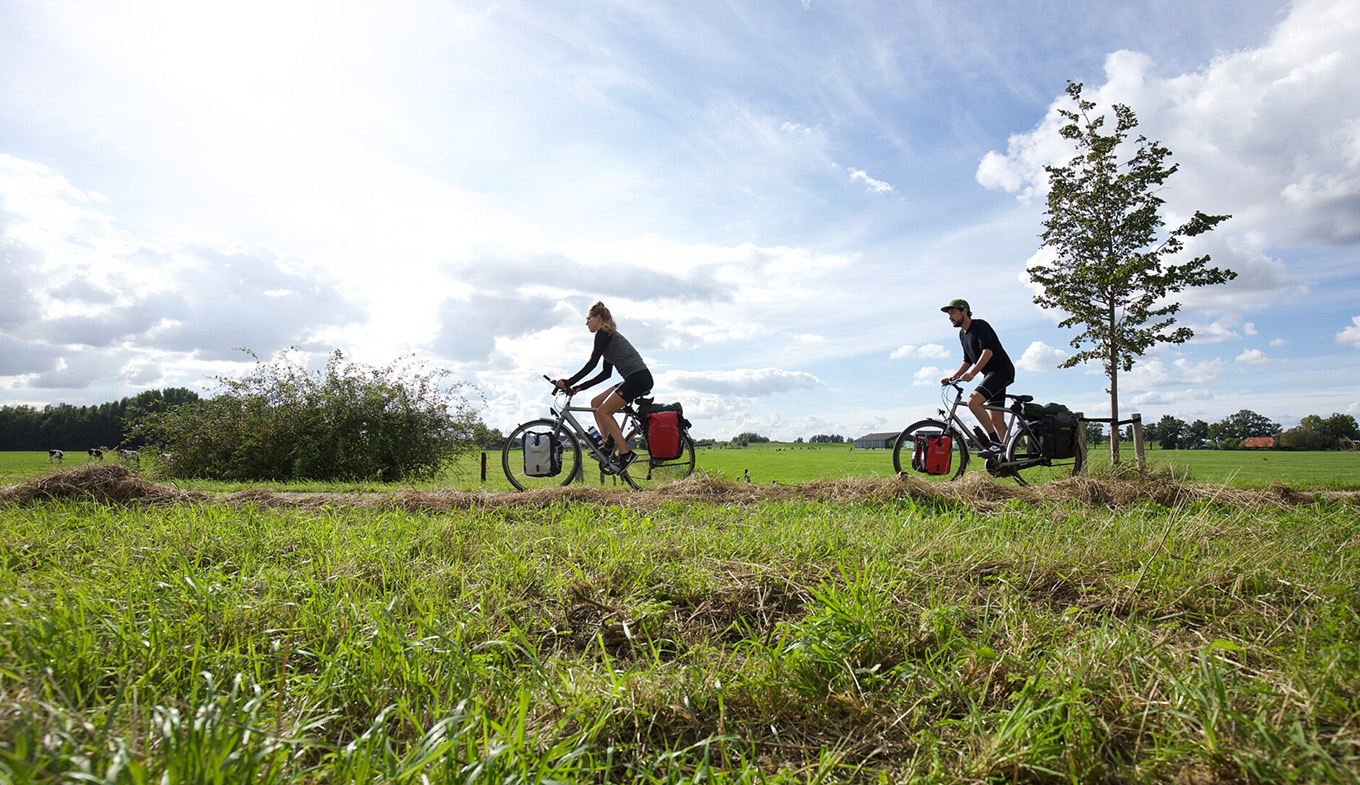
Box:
[892,381,1084,486]
[501,376,697,491]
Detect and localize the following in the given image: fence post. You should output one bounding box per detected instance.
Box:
[1074,412,1086,474]
[480,451,487,482]
[1131,413,1145,470]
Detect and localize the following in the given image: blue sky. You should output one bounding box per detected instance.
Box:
[2,0,1357,441]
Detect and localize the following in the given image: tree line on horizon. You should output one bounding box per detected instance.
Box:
[0,388,202,452]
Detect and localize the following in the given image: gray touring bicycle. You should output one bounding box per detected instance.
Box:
[502,376,697,491]
[892,381,1085,486]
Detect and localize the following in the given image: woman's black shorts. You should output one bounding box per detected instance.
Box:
[613,369,654,403]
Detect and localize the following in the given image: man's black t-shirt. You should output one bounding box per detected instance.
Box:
[959,319,1015,378]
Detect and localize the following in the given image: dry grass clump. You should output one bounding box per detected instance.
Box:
[6,464,1358,511]
[0,464,207,506]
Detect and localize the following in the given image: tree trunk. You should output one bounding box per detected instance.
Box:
[1108,304,1121,466]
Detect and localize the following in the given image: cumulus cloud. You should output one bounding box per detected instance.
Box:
[443,251,728,305]
[1016,341,1069,371]
[432,293,569,363]
[663,368,824,397]
[0,155,367,388]
[890,343,949,360]
[1235,348,1275,365]
[849,168,894,193]
[978,1,1360,248]
[1339,316,1360,347]
[913,366,945,386]
[1132,388,1215,406]
[1124,357,1224,387]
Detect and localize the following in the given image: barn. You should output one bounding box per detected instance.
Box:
[853,432,899,450]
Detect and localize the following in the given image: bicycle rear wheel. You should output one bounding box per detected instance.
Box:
[892,419,969,481]
[502,419,583,491]
[1002,423,1084,486]
[620,422,696,490]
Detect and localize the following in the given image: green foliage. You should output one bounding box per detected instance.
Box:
[128,349,479,482]
[1032,81,1234,460]
[1209,409,1282,444]
[731,431,770,446]
[808,433,845,443]
[0,388,199,451]
[1278,413,1359,451]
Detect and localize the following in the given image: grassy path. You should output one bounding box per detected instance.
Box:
[2,467,1359,781]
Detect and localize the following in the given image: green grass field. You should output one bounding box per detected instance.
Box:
[7,443,1360,491]
[2,473,1358,781]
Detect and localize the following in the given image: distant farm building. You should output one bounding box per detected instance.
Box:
[854,432,899,450]
[1241,436,1276,449]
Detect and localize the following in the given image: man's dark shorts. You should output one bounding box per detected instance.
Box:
[614,369,655,403]
[974,371,1014,405]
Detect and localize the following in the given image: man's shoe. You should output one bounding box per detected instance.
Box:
[613,451,637,473]
[602,436,615,455]
[977,441,1004,459]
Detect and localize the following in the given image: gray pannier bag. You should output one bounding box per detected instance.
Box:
[523,431,561,477]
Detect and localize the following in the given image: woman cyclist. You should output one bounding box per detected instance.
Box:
[555,301,653,473]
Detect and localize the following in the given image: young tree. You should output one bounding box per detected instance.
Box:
[1031,82,1235,464]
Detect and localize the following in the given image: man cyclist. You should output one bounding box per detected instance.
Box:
[939,298,1015,459]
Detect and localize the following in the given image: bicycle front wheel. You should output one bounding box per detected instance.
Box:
[502,419,583,491]
[892,419,969,480]
[1003,423,1084,486]
[621,422,696,490]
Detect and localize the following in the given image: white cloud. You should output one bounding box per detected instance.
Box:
[848,168,894,193]
[1016,341,1069,371]
[913,366,945,386]
[1132,388,1214,406]
[661,368,824,397]
[1235,348,1274,365]
[890,343,949,360]
[1125,357,1224,388]
[979,1,1360,248]
[1339,316,1360,347]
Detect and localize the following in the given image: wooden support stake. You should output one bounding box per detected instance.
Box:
[1131,413,1145,471]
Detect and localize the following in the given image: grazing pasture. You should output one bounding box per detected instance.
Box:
[1,465,1358,781]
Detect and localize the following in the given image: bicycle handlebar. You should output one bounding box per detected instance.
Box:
[542,374,572,397]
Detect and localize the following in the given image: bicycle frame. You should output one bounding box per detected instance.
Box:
[933,382,1022,454]
[545,381,641,471]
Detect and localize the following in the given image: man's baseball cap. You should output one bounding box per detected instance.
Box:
[940,298,969,313]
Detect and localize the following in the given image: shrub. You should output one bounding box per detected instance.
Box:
[128,350,480,482]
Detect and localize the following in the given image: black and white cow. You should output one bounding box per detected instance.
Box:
[48,449,64,464]
[88,448,104,461]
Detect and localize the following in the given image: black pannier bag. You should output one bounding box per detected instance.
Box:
[1022,402,1079,460]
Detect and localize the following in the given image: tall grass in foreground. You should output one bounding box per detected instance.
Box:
[2,494,1358,782]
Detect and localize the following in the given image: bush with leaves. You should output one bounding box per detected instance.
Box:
[128,350,480,482]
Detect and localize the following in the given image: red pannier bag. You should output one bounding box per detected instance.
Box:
[646,410,682,461]
[912,433,952,475]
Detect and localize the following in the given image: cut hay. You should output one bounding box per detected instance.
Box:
[0,464,207,506]
[4,465,1357,512]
